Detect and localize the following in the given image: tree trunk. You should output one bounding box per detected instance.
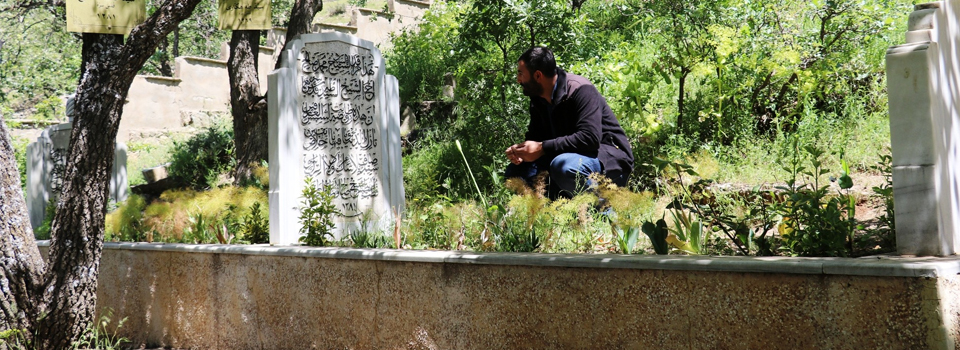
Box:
[0,0,202,346]
[676,67,690,134]
[173,26,180,57]
[229,0,322,183]
[279,0,324,61]
[228,30,267,182]
[33,33,125,347]
[158,35,174,77]
[0,114,45,347]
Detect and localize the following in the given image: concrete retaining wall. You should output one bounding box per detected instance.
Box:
[36,242,960,349]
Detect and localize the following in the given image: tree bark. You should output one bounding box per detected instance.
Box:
[158,35,174,77]
[0,0,202,346]
[229,0,322,183]
[0,114,45,347]
[228,30,267,182]
[676,67,690,134]
[280,0,323,60]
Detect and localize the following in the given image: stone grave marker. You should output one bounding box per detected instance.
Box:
[269,32,403,245]
[26,122,129,230]
[886,2,960,256]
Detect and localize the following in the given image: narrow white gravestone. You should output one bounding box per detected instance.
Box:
[269,32,404,245]
[886,1,960,256]
[26,122,129,230]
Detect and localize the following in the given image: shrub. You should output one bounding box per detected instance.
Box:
[12,136,28,193]
[239,202,270,244]
[778,141,856,257]
[104,195,147,242]
[167,123,235,190]
[298,178,340,246]
[130,186,266,242]
[34,199,55,240]
[32,95,63,122]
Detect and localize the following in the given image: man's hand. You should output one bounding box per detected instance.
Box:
[505,141,544,165]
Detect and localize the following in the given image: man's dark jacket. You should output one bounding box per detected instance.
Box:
[524,69,634,176]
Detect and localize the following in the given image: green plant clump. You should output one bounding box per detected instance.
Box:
[12,136,29,193]
[779,141,856,257]
[70,308,129,350]
[104,195,148,242]
[239,202,270,244]
[167,123,235,190]
[34,199,55,240]
[298,178,341,246]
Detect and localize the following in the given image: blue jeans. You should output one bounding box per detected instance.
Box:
[505,153,603,199]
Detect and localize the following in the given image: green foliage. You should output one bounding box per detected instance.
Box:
[105,195,148,242]
[125,138,174,186]
[184,210,217,243]
[386,2,462,103]
[778,140,856,257]
[666,210,708,255]
[239,202,270,244]
[641,219,669,255]
[344,210,389,248]
[0,328,27,349]
[34,199,55,240]
[861,150,895,252]
[350,230,390,248]
[298,178,340,246]
[612,225,640,254]
[487,204,542,253]
[71,308,129,350]
[168,122,236,190]
[0,7,80,115]
[12,136,28,193]
[404,200,469,250]
[106,186,266,242]
[32,95,63,122]
[455,140,487,208]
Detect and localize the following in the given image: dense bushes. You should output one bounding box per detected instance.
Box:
[388,0,907,199]
[383,0,902,256]
[167,122,235,190]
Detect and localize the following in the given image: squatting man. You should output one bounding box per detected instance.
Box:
[505,46,634,199]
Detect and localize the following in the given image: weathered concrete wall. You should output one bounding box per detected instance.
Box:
[316,0,430,49]
[118,41,279,142]
[41,243,960,349]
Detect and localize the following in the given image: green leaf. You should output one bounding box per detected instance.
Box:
[626,226,640,253]
[838,174,853,190]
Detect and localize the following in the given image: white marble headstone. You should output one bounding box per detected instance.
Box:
[26,122,129,230]
[886,1,960,256]
[269,32,404,245]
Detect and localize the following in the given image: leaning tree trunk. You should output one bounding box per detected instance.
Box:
[228,30,267,183]
[229,0,322,184]
[0,115,45,348]
[32,33,126,347]
[0,0,203,346]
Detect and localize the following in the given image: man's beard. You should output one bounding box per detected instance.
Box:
[521,80,543,97]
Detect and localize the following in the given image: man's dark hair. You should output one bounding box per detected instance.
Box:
[519,47,557,78]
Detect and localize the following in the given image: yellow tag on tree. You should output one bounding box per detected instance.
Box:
[218,0,272,30]
[66,0,145,35]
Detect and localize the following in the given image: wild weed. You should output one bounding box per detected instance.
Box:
[778,140,856,257]
[71,308,129,350]
[105,195,147,242]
